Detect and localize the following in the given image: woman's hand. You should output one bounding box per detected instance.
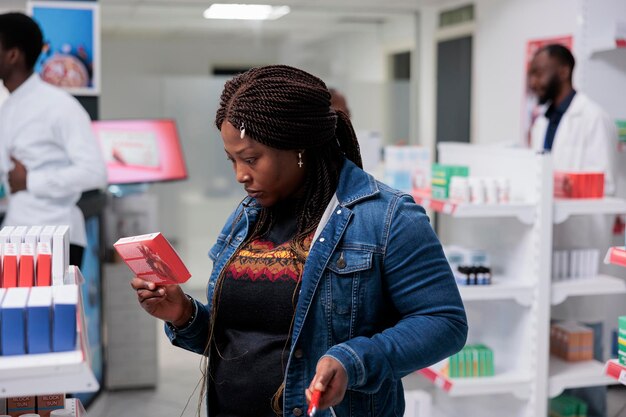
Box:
[130,278,192,326]
[306,356,348,412]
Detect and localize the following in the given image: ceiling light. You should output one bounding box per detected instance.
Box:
[203,4,290,20]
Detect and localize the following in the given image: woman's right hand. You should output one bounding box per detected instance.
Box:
[130,278,193,326]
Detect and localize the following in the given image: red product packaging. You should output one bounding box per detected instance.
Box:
[18,242,36,287]
[554,171,604,199]
[2,242,18,288]
[114,232,191,284]
[36,241,53,287]
[7,396,36,417]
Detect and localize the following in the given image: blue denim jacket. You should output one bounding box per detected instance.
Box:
[165,160,467,417]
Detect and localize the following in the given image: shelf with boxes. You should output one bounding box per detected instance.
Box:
[0,224,99,398]
[411,190,535,224]
[403,143,551,417]
[416,364,532,398]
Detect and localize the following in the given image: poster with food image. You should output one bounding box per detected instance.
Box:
[28,1,100,95]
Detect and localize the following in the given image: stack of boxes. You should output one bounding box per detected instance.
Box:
[0,225,77,356]
[549,395,588,417]
[1,395,65,417]
[550,322,594,361]
[447,344,494,378]
[554,172,604,199]
[552,249,600,281]
[617,316,626,366]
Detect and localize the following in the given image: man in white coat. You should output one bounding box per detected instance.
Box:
[529,44,618,417]
[0,12,107,267]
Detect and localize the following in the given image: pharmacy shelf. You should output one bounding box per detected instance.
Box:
[548,357,618,397]
[553,197,626,224]
[411,191,535,224]
[417,367,532,399]
[0,341,99,397]
[604,360,626,385]
[605,247,626,268]
[551,275,626,305]
[458,279,534,306]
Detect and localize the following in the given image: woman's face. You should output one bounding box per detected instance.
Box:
[221,120,306,207]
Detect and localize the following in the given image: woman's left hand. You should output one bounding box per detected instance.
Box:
[306,356,348,411]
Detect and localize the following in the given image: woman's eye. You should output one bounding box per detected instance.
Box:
[244,158,256,165]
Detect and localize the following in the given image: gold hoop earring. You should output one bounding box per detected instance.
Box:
[298,152,303,168]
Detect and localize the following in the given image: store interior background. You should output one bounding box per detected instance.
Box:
[1,0,626,416]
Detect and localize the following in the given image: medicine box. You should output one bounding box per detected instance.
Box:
[1,287,29,355]
[52,284,78,352]
[27,286,53,354]
[431,164,469,199]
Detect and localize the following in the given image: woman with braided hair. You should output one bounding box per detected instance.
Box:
[131,65,467,417]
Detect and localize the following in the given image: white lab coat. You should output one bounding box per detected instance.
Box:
[531,92,621,353]
[531,92,617,195]
[0,74,107,246]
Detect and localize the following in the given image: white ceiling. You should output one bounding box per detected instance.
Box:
[3,0,456,41]
[99,0,449,39]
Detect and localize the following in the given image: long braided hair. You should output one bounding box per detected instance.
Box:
[197,65,362,416]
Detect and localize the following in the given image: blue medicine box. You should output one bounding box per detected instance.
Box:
[27,286,53,354]
[52,285,78,352]
[1,287,30,355]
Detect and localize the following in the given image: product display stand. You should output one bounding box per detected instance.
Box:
[0,266,99,397]
[404,143,625,417]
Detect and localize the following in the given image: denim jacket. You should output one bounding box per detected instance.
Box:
[165,159,468,417]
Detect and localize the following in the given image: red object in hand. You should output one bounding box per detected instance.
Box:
[308,390,322,417]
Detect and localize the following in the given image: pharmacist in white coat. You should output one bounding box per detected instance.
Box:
[529,44,618,417]
[0,13,107,267]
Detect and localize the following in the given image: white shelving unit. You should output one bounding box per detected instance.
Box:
[411,143,626,417]
[551,275,626,305]
[549,357,618,398]
[0,267,99,398]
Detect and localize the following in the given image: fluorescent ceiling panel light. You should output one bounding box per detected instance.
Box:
[203,4,290,20]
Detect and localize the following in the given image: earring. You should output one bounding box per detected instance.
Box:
[239,122,245,139]
[298,152,303,168]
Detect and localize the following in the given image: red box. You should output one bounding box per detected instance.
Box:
[36,242,52,286]
[18,243,35,287]
[114,232,191,285]
[2,243,18,288]
[554,172,604,199]
[36,394,65,417]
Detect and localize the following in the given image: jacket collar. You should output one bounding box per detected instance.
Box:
[335,159,379,207]
[562,92,586,117]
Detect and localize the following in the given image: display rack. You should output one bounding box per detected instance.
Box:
[409,143,626,417]
[604,360,626,385]
[0,267,99,397]
[410,191,535,224]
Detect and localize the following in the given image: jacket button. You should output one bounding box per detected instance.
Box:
[293,408,303,416]
[294,349,303,359]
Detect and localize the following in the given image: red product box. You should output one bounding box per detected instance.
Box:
[554,171,604,199]
[114,232,191,285]
[18,242,35,287]
[2,242,18,288]
[37,242,53,287]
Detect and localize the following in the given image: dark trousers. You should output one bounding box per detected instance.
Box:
[70,244,84,269]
